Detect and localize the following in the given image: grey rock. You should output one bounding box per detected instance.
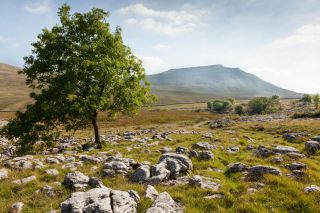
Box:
[311,136,320,142]
[148,162,171,185]
[63,171,90,190]
[60,187,113,213]
[287,152,305,159]
[226,146,240,154]
[4,156,33,170]
[9,202,24,213]
[160,146,172,154]
[198,151,214,160]
[227,162,248,173]
[0,168,8,180]
[283,132,305,142]
[247,165,281,180]
[205,194,225,199]
[189,175,220,191]
[188,150,198,158]
[272,145,299,154]
[270,157,284,163]
[130,165,151,183]
[175,147,188,154]
[46,157,60,164]
[158,153,193,178]
[21,175,36,184]
[255,146,274,158]
[43,185,56,197]
[304,185,320,193]
[305,141,320,154]
[146,192,182,213]
[45,169,59,176]
[285,162,307,171]
[111,190,138,213]
[79,155,102,163]
[145,185,159,201]
[192,142,216,150]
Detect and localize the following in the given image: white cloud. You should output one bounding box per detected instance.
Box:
[25,0,51,14]
[247,23,320,93]
[138,55,170,74]
[119,3,208,35]
[152,43,171,50]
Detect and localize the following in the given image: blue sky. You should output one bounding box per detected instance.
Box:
[1,0,320,93]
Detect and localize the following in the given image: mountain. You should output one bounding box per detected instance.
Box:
[0,63,31,110]
[0,63,301,110]
[148,65,301,104]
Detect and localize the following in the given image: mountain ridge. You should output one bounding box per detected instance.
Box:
[0,63,301,109]
[147,64,301,104]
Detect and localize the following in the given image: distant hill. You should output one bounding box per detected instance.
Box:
[0,63,301,110]
[0,63,31,111]
[148,65,301,104]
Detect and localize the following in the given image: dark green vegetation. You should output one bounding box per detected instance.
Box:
[148,65,301,104]
[207,98,235,113]
[247,96,281,115]
[1,5,154,150]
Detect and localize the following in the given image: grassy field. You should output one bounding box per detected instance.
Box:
[1,101,320,212]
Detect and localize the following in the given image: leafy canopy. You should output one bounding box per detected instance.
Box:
[207,98,235,113]
[1,4,155,151]
[247,96,280,115]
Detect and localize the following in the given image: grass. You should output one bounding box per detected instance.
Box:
[1,107,320,212]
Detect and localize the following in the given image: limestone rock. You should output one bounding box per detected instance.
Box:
[9,202,24,213]
[0,168,8,180]
[198,151,214,160]
[130,165,150,183]
[146,192,182,213]
[247,165,281,180]
[60,187,113,213]
[304,185,320,193]
[111,190,138,213]
[189,175,220,191]
[272,145,299,154]
[192,142,216,150]
[63,171,90,190]
[227,162,248,173]
[305,141,320,155]
[45,169,59,176]
[145,185,159,201]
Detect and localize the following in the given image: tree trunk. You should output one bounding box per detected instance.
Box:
[92,111,101,147]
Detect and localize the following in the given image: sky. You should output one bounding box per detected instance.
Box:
[0,0,320,93]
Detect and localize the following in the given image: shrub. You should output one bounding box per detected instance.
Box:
[313,94,320,109]
[299,94,312,104]
[235,105,245,115]
[247,96,280,115]
[207,99,234,113]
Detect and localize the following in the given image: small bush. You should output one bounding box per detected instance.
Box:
[299,94,312,104]
[234,105,245,115]
[292,111,320,118]
[247,96,280,115]
[207,99,234,113]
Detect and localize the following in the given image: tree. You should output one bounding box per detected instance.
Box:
[300,94,312,104]
[313,94,320,109]
[247,96,280,115]
[207,99,234,113]
[234,105,245,115]
[1,5,154,150]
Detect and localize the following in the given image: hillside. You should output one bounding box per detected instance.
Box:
[148,65,301,104]
[0,63,31,111]
[0,63,301,110]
